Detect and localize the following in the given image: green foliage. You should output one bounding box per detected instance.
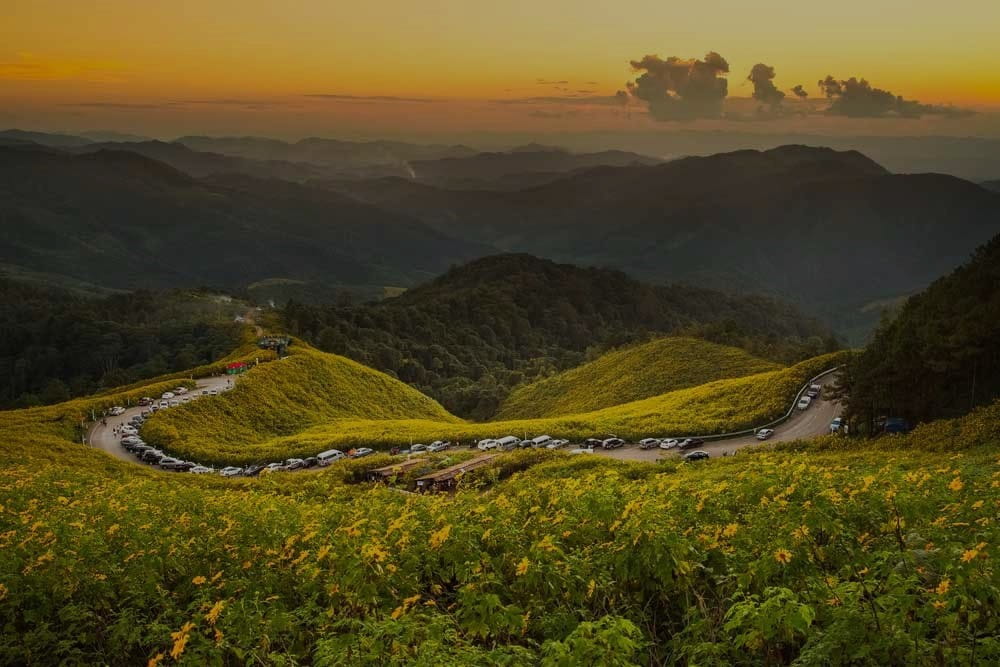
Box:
[845,232,1000,430]
[285,254,837,419]
[0,278,243,408]
[496,336,781,419]
[0,374,998,664]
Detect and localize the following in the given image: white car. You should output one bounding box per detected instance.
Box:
[638,438,660,450]
[317,449,345,466]
[797,396,812,410]
[161,392,175,400]
[109,406,126,416]
[158,401,169,409]
[477,439,498,451]
[351,447,375,458]
[121,426,138,436]
[569,447,595,455]
[189,466,215,474]
[219,466,243,477]
[208,389,219,396]
[427,441,450,452]
[659,439,679,450]
[175,387,188,395]
[545,439,569,449]
[168,400,180,407]
[756,428,775,440]
[830,417,843,432]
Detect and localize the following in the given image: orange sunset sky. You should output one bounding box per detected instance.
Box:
[3,0,999,140]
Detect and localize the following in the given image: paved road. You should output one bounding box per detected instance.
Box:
[597,372,843,463]
[88,375,234,463]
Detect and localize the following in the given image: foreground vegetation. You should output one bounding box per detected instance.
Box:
[143,340,842,466]
[495,337,781,419]
[0,370,997,663]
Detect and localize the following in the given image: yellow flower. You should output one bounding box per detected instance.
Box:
[961,549,979,563]
[948,478,964,492]
[0,583,7,601]
[935,578,951,595]
[516,557,530,576]
[722,523,739,538]
[971,500,984,510]
[428,524,452,550]
[205,600,225,625]
[192,576,207,585]
[147,652,165,667]
[774,549,793,565]
[932,600,946,611]
[170,622,195,660]
[587,579,596,598]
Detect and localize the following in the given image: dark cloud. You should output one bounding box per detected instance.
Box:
[818,75,970,118]
[62,102,166,110]
[624,51,730,121]
[304,94,440,103]
[790,85,809,99]
[747,63,784,106]
[491,95,626,106]
[536,79,569,85]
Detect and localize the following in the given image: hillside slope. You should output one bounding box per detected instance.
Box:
[1,357,996,664]
[324,145,1000,337]
[846,231,1000,427]
[0,145,490,290]
[286,254,837,419]
[495,337,782,419]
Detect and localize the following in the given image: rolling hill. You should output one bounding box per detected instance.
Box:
[0,145,490,290]
[323,145,1000,339]
[494,336,782,420]
[285,254,837,419]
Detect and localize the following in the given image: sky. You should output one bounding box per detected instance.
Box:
[2,0,999,140]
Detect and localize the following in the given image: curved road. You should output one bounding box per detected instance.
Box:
[87,375,234,463]
[597,371,843,462]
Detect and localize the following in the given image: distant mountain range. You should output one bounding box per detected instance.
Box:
[321,145,1000,340]
[0,144,488,290]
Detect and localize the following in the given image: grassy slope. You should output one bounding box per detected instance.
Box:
[0,374,997,664]
[495,336,782,420]
[142,343,460,465]
[150,344,842,465]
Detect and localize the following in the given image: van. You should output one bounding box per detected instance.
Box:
[531,435,552,447]
[317,449,345,466]
[496,435,520,450]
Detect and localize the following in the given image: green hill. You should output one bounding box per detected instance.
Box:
[0,360,997,664]
[142,343,460,464]
[495,336,782,419]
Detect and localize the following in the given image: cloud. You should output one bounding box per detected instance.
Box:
[790,85,809,99]
[624,51,730,121]
[0,52,126,83]
[62,102,165,110]
[528,109,580,119]
[818,75,970,118]
[303,94,441,103]
[747,63,785,106]
[491,95,627,106]
[536,79,569,85]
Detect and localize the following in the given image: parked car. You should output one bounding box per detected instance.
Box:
[121,426,138,436]
[806,383,822,399]
[141,449,165,463]
[168,400,180,408]
[208,389,219,396]
[756,428,775,440]
[531,435,552,448]
[797,396,812,410]
[158,401,169,410]
[317,449,345,466]
[263,462,287,473]
[683,450,710,462]
[427,441,450,452]
[350,447,375,458]
[638,438,660,450]
[219,466,243,477]
[121,435,142,445]
[126,442,151,453]
[161,392,175,400]
[884,417,910,434]
[602,437,625,449]
[477,439,498,451]
[243,464,265,477]
[175,387,188,395]
[284,458,305,470]
[495,436,520,450]
[678,438,704,450]
[517,439,534,448]
[659,439,680,450]
[583,438,603,449]
[545,439,569,449]
[410,444,428,453]
[830,417,843,433]
[302,457,319,468]
[569,447,595,455]
[109,406,126,416]
[137,397,152,407]
[157,457,182,468]
[189,466,214,474]
[202,390,209,396]
[162,460,196,472]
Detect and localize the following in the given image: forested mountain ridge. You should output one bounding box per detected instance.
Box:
[0,145,491,291]
[284,254,838,419]
[322,145,1000,339]
[845,231,1000,429]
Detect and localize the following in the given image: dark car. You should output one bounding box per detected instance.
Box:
[602,437,625,449]
[302,457,318,468]
[141,450,165,464]
[583,438,603,448]
[285,458,305,470]
[678,438,705,450]
[243,464,265,477]
[683,450,710,462]
[128,443,152,454]
[160,459,195,472]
